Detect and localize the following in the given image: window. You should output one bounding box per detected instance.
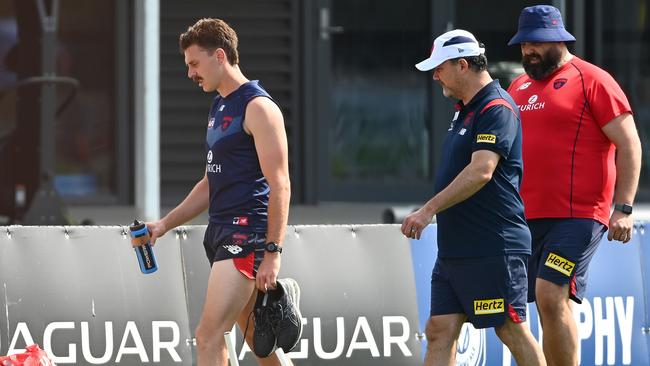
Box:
[596,0,650,201]
[0,0,126,211]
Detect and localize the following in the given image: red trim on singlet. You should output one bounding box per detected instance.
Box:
[233,252,255,279]
[480,99,515,115]
[508,304,523,323]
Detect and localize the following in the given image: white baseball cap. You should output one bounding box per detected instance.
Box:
[415,29,485,71]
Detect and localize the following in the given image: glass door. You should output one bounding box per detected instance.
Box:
[314,0,438,201]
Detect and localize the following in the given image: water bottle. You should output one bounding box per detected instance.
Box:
[129,220,158,274]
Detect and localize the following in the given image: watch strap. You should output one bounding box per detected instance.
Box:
[614,203,633,215]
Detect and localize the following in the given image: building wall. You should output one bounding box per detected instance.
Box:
[159,0,302,206]
[1,0,649,216]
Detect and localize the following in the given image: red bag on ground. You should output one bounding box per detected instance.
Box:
[0,344,56,366]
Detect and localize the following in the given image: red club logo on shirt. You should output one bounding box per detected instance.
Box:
[221,116,233,131]
[553,78,568,89]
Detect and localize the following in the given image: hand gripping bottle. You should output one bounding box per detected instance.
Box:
[129,220,158,274]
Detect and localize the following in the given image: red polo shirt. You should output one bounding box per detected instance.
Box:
[507,56,632,227]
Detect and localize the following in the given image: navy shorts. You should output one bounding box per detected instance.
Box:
[430,254,529,329]
[203,223,266,279]
[527,218,606,303]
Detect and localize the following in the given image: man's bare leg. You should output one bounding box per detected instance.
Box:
[195,260,256,366]
[423,313,465,366]
[495,318,546,366]
[535,279,578,366]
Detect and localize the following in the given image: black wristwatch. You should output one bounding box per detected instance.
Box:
[265,242,283,253]
[614,203,633,215]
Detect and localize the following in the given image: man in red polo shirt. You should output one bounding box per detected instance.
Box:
[507,5,642,365]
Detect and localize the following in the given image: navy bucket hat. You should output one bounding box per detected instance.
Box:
[508,5,576,46]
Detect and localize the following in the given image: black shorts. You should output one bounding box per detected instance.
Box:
[527,218,606,303]
[203,223,266,279]
[430,254,529,329]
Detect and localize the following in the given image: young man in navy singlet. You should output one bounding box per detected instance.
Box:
[507,5,642,365]
[403,29,545,366]
[146,19,295,366]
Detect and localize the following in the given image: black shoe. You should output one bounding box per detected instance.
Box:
[252,290,282,358]
[275,278,303,352]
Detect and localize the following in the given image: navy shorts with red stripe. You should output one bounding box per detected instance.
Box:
[430,254,529,329]
[203,223,266,279]
[527,218,606,303]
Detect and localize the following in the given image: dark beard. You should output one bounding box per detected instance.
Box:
[522,46,563,80]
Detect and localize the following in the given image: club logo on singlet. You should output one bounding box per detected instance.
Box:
[528,95,538,104]
[545,252,575,276]
[474,298,505,315]
[207,117,215,129]
[221,116,233,131]
[517,81,532,90]
[207,150,213,163]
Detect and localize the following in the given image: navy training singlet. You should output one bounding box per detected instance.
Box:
[205,80,274,231]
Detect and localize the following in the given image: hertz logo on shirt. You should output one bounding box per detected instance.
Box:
[476,134,496,143]
[544,252,575,276]
[474,298,505,315]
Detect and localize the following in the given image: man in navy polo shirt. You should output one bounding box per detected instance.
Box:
[402,29,546,366]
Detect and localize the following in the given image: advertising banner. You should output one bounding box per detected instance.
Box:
[410,225,650,365]
[0,224,648,365]
[182,224,424,365]
[0,226,193,365]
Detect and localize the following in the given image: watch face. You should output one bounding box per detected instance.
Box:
[616,204,633,214]
[266,242,280,252]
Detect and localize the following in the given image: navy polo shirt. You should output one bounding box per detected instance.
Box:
[434,80,531,258]
[205,80,272,231]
